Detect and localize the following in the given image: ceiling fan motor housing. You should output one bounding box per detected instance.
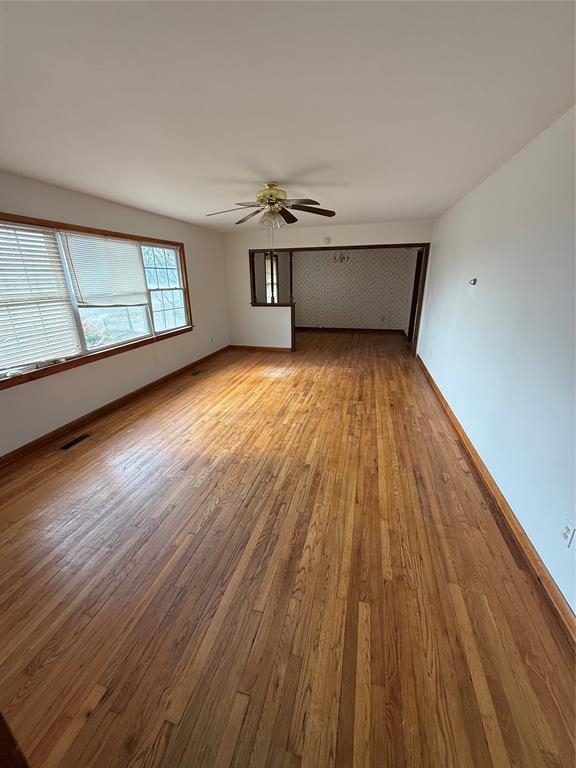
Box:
[256,182,287,206]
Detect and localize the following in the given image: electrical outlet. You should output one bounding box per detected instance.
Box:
[561,520,575,548]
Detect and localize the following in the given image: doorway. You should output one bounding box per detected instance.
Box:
[248,243,430,353]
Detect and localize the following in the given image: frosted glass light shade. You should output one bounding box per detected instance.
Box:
[260,211,286,229]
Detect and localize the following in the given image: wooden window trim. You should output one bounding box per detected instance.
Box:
[0,212,194,391]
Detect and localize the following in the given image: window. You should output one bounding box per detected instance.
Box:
[0,216,191,383]
[78,306,150,350]
[141,245,187,332]
[64,232,152,350]
[265,252,279,303]
[249,249,293,306]
[0,223,82,370]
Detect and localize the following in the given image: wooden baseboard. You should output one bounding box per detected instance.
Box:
[228,345,292,352]
[0,345,232,470]
[416,355,575,644]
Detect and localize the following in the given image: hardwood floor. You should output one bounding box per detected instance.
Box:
[0,331,573,767]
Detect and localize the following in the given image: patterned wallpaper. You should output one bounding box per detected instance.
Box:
[292,248,418,331]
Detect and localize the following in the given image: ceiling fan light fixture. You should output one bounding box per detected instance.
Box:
[259,210,286,229]
[206,182,335,224]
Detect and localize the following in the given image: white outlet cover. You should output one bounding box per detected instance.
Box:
[561,520,575,548]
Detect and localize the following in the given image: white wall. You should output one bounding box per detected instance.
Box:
[418,108,575,608]
[224,220,433,346]
[293,247,417,331]
[0,170,229,456]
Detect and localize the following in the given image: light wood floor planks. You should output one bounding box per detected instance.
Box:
[0,331,574,767]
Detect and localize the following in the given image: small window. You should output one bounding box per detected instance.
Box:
[142,245,188,332]
[250,250,291,305]
[265,252,279,303]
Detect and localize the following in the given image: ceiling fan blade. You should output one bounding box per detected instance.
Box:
[283,199,319,206]
[235,201,260,206]
[206,207,246,216]
[279,207,298,224]
[235,208,263,225]
[290,205,336,217]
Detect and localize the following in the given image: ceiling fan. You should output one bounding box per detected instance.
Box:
[206,182,336,228]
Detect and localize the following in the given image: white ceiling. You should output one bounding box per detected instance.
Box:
[0,2,573,230]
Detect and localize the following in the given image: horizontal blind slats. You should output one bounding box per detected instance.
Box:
[0,220,183,375]
[65,233,148,307]
[0,222,81,371]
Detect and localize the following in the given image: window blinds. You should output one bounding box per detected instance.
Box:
[0,219,189,377]
[0,222,81,373]
[64,233,148,307]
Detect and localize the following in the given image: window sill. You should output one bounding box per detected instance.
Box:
[0,325,194,391]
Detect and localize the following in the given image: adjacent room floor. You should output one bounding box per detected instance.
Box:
[0,332,573,768]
